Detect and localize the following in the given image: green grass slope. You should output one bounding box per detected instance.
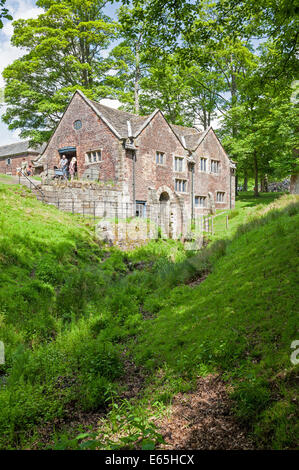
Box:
[0,184,130,448]
[0,183,298,449]
[0,184,189,449]
[132,196,299,449]
[0,184,106,346]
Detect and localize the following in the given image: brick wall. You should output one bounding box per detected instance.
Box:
[41,93,122,182]
[126,114,234,211]
[193,129,235,212]
[0,153,38,176]
[128,112,190,205]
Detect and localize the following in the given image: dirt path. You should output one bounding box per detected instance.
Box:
[29,276,254,450]
[155,374,254,450]
[32,372,254,450]
[28,270,254,450]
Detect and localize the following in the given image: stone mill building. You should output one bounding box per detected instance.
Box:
[35,90,236,238]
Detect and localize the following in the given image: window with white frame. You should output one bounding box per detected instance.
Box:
[174,156,184,172]
[6,158,11,165]
[216,191,225,202]
[175,179,187,192]
[200,157,207,172]
[86,150,101,164]
[211,159,220,173]
[156,151,164,164]
[195,195,207,207]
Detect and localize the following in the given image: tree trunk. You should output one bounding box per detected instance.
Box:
[264,174,268,192]
[253,152,259,197]
[230,57,237,138]
[203,109,207,130]
[243,170,248,191]
[134,39,141,114]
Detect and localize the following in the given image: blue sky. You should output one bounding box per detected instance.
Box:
[0,0,119,144]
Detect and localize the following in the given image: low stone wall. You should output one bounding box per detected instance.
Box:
[95,217,204,248]
[35,180,130,217]
[32,180,206,245]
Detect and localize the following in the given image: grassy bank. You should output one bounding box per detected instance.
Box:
[0,184,298,449]
[131,195,299,449]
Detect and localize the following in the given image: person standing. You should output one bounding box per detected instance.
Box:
[69,157,77,181]
[21,158,28,175]
[60,155,68,180]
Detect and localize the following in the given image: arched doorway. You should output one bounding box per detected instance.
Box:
[159,191,170,237]
[159,191,170,203]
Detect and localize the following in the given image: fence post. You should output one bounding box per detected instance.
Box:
[93,201,96,224]
[57,198,59,210]
[226,215,229,229]
[72,200,74,214]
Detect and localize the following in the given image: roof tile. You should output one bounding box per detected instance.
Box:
[0,141,45,159]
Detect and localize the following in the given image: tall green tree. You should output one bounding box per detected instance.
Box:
[221,76,299,195]
[2,0,117,143]
[108,5,150,114]
[139,53,192,124]
[109,4,221,126]
[122,0,298,192]
[138,54,220,128]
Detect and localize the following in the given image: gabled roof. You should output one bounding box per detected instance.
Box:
[77,90,198,147]
[0,140,45,158]
[190,126,236,167]
[77,90,155,139]
[39,90,229,160]
[169,124,202,149]
[89,99,152,139]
